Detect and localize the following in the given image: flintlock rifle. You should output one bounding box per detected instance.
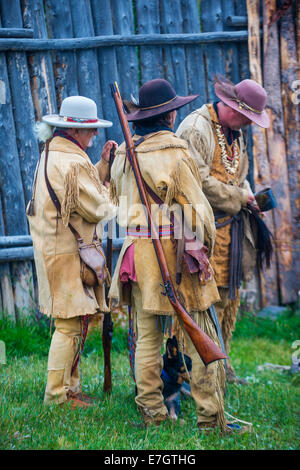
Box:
[102,148,115,393]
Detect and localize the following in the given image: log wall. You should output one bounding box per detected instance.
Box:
[0,0,298,320]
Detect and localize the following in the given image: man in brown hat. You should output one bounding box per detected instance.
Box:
[177,76,270,384]
[109,78,248,433]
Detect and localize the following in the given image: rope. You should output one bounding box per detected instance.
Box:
[180,349,192,382]
[225,411,253,427]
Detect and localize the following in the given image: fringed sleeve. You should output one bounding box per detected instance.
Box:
[165,155,216,253]
[109,178,119,206]
[61,162,80,227]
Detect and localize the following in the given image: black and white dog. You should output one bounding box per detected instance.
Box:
[161,336,192,420]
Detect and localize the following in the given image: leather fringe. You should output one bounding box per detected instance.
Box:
[61,163,80,227]
[173,309,227,433]
[109,178,119,205]
[165,156,203,206]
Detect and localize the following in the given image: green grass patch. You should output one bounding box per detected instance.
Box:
[234,310,300,343]
[0,313,299,450]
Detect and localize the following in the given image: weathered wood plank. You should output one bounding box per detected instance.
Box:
[279,0,300,291]
[22,0,57,120]
[221,0,240,84]
[0,236,32,247]
[226,16,249,27]
[0,38,28,236]
[0,1,40,206]
[135,0,163,83]
[0,0,36,317]
[0,238,125,262]
[181,0,207,113]
[90,0,123,144]
[0,247,34,263]
[110,0,139,103]
[201,0,225,101]
[69,0,105,162]
[45,0,79,107]
[235,0,251,80]
[0,28,34,38]
[297,0,300,65]
[263,0,296,304]
[0,198,15,320]
[246,0,279,306]
[0,31,250,51]
[235,2,255,200]
[160,0,189,124]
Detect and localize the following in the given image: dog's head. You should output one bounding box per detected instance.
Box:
[166,336,179,359]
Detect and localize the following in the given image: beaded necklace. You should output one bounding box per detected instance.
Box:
[215,123,240,182]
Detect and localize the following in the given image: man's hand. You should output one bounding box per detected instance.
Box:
[246,193,261,212]
[247,194,255,204]
[100,140,118,162]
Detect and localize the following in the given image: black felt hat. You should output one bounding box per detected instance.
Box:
[126,78,199,122]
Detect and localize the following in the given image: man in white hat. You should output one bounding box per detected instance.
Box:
[177,76,271,385]
[27,96,117,408]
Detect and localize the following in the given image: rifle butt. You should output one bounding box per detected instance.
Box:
[176,307,228,366]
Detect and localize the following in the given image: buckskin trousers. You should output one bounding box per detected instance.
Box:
[214,287,240,378]
[131,283,226,426]
[44,317,82,404]
[131,283,169,420]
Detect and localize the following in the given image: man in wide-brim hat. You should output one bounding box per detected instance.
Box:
[177,76,271,385]
[27,95,117,408]
[109,78,233,432]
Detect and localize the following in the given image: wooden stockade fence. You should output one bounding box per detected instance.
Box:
[0,0,298,322]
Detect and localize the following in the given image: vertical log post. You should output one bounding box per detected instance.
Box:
[201,0,225,101]
[44,0,79,107]
[221,0,240,84]
[0,11,28,321]
[22,0,57,121]
[246,0,279,306]
[135,0,164,84]
[69,0,105,162]
[235,0,255,192]
[90,0,122,144]
[279,0,300,287]
[263,0,296,304]
[160,0,189,124]
[0,198,15,321]
[181,0,208,111]
[0,0,36,318]
[110,0,139,106]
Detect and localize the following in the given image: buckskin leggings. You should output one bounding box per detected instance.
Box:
[44,317,82,404]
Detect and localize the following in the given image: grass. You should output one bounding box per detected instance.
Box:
[0,310,299,450]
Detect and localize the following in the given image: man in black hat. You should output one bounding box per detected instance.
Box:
[109,79,232,432]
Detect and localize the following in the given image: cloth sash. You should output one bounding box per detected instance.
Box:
[127,225,174,238]
[214,211,244,300]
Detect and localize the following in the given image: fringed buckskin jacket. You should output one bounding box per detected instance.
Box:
[176,104,257,285]
[27,136,115,319]
[108,131,220,315]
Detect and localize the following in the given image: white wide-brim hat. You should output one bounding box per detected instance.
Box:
[42,95,112,128]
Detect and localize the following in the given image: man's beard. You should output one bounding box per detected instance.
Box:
[87,135,96,147]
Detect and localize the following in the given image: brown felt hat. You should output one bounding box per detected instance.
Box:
[126,79,199,122]
[214,76,270,128]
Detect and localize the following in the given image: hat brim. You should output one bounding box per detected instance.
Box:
[215,87,270,128]
[126,94,199,122]
[42,114,113,128]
